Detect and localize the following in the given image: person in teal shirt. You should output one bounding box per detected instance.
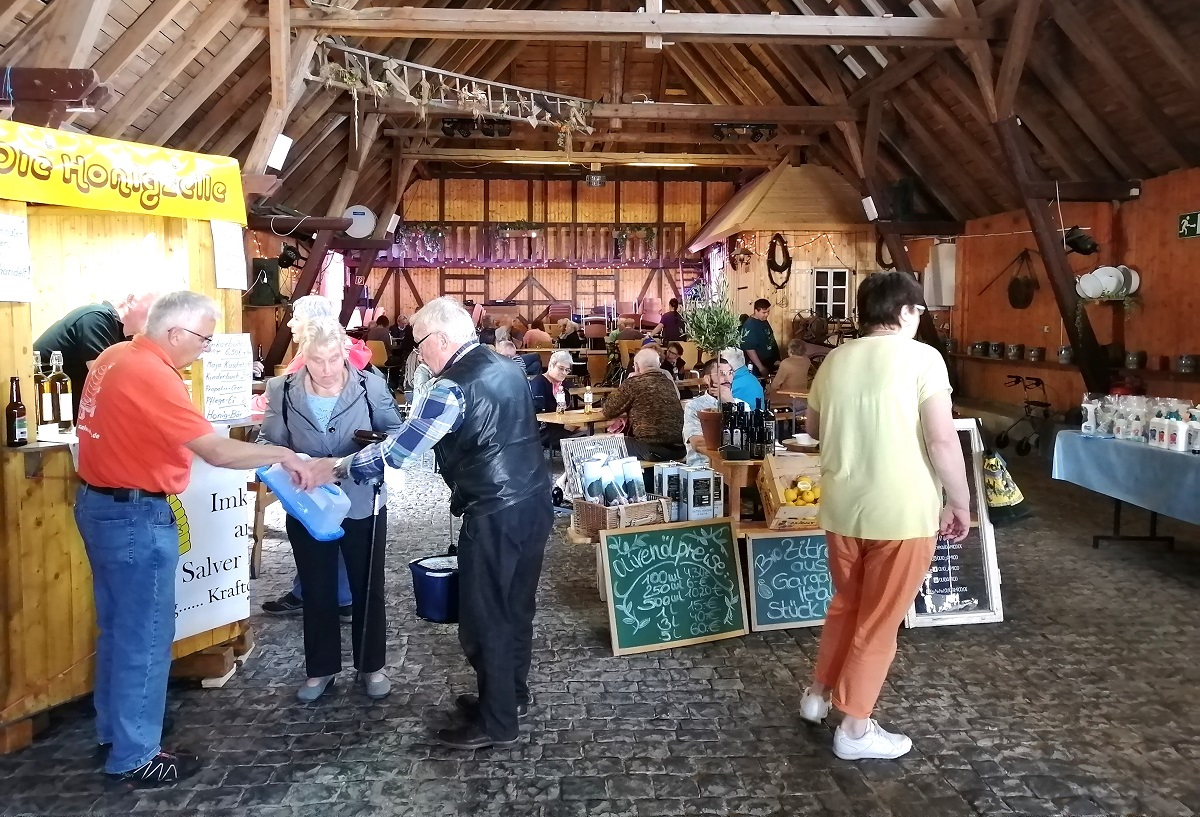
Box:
[721,347,765,406]
[740,298,779,376]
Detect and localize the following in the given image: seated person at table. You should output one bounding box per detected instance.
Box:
[521,319,554,348]
[722,346,765,407]
[557,320,586,349]
[498,340,542,376]
[602,348,686,461]
[477,316,497,347]
[613,317,645,341]
[662,342,689,379]
[530,351,584,448]
[366,314,392,344]
[683,358,748,468]
[768,337,814,403]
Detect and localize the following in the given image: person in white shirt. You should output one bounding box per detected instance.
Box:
[682,358,747,468]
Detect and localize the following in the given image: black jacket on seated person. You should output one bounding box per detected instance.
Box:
[529,374,570,415]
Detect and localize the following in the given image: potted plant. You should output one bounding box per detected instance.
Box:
[682,282,743,450]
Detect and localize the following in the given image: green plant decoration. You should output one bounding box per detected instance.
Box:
[682,281,742,358]
[1073,293,1143,336]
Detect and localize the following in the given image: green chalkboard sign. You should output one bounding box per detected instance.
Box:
[746,532,833,632]
[601,519,747,656]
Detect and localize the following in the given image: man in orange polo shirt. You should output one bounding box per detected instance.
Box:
[75,291,305,788]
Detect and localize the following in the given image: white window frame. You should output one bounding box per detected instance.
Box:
[812,267,852,320]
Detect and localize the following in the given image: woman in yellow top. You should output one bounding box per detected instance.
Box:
[802,271,970,761]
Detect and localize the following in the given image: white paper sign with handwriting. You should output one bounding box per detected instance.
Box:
[202,333,253,422]
[0,213,33,303]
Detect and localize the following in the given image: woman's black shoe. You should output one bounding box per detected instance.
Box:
[106,750,199,788]
[95,714,176,767]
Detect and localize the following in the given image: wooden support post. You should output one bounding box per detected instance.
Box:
[994,117,1109,393]
[264,229,337,372]
[340,250,384,325]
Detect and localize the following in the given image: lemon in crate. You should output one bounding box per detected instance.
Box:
[168,494,192,556]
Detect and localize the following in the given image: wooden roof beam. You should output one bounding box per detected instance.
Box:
[1111,0,1200,99]
[245,7,992,45]
[90,0,248,139]
[385,126,816,147]
[32,0,112,68]
[179,51,271,152]
[0,0,56,66]
[397,148,778,167]
[333,101,859,124]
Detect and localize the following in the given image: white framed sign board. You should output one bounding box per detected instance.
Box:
[904,418,1005,628]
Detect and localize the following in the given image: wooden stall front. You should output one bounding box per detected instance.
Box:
[0,124,250,752]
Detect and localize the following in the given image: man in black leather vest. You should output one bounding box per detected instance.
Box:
[304,297,553,749]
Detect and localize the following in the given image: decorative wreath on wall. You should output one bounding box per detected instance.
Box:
[767,233,792,289]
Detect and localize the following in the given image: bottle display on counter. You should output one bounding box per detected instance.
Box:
[6,377,28,447]
[33,352,50,429]
[48,351,72,429]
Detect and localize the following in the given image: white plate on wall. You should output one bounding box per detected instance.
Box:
[1092,266,1124,296]
[1118,265,1140,294]
[1077,273,1104,299]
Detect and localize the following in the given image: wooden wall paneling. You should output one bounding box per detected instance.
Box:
[546,181,574,223]
[403,179,441,221]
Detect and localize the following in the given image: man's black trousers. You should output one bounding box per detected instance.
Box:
[457,493,553,741]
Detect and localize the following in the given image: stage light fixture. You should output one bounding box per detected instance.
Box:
[1064,226,1099,256]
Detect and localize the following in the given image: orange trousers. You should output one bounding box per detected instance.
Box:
[813,533,936,719]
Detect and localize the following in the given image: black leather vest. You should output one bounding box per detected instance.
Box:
[434,344,550,517]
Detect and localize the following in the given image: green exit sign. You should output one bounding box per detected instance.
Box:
[1180,212,1200,238]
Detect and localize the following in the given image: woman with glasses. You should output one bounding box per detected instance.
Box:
[799,272,970,761]
[528,350,581,449]
[258,318,405,702]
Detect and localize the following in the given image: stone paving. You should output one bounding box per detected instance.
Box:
[0,456,1198,817]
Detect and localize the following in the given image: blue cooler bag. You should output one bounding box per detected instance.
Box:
[409,555,459,623]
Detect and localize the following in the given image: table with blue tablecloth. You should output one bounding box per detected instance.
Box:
[1052,430,1197,547]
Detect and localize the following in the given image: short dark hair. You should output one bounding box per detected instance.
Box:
[531,319,545,330]
[700,357,722,377]
[753,298,771,311]
[857,271,926,332]
[667,342,684,355]
[738,313,749,326]
[375,315,389,326]
[669,298,679,310]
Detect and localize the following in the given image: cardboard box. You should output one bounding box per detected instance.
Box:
[652,462,682,522]
[756,453,822,531]
[681,467,716,521]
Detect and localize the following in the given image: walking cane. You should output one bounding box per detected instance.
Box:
[356,476,385,687]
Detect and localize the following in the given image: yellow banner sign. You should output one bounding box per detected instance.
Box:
[0,120,246,225]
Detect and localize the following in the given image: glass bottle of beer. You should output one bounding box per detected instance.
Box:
[254,344,265,381]
[48,351,72,429]
[33,352,50,429]
[6,377,28,447]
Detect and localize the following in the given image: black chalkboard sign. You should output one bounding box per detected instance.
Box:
[601,520,747,656]
[746,532,833,631]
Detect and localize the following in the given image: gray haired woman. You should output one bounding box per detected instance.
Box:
[259,318,405,702]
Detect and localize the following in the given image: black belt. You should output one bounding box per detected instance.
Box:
[84,483,167,502]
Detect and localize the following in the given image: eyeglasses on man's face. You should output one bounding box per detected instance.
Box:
[177,327,213,348]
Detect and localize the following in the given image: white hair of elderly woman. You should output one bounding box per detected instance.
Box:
[295,317,348,358]
[549,350,574,369]
[633,348,662,372]
[721,347,746,370]
[291,295,335,323]
[496,340,518,357]
[561,319,579,335]
[145,291,220,338]
[412,296,478,344]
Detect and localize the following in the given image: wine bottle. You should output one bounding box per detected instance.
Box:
[33,352,50,429]
[6,376,28,447]
[763,402,777,452]
[48,351,72,429]
[254,344,265,381]
[720,402,733,448]
[749,402,764,458]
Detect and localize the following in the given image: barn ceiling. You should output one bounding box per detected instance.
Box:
[2,0,1198,226]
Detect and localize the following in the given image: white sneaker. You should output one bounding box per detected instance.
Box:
[799,687,831,724]
[833,719,913,760]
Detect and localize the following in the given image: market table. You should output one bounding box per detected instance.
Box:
[701,445,766,523]
[1052,430,1192,548]
[537,410,616,435]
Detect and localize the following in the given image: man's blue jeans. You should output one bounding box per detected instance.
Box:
[75,486,177,775]
[291,552,352,607]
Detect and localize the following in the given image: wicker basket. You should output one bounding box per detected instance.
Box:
[571,494,670,540]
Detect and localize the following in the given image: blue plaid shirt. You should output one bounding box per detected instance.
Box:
[346,342,474,482]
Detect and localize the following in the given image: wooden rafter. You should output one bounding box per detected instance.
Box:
[398,148,778,167]
[247,7,993,45]
[1111,0,1200,98]
[32,0,112,68]
[994,0,1040,119]
[335,100,860,124]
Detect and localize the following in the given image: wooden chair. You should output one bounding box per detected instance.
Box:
[618,340,644,369]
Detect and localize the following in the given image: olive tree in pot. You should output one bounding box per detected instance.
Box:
[682,283,743,451]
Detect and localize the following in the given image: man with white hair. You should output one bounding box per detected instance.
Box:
[35,288,160,421]
[601,347,686,461]
[75,291,307,787]
[722,346,765,407]
[299,296,552,751]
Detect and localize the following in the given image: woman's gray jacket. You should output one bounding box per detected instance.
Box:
[258,366,405,519]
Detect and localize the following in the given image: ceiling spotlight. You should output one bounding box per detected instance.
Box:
[442,118,475,138]
[441,120,457,138]
[711,125,727,141]
[1064,226,1099,256]
[479,118,512,138]
[750,128,765,143]
[457,123,472,138]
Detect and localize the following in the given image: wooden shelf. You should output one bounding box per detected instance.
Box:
[0,440,72,456]
[950,353,1078,372]
[1115,368,1200,384]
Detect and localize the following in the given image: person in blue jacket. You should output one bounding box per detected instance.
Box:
[721,346,765,407]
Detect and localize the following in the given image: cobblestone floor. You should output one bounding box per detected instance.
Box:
[0,456,1198,817]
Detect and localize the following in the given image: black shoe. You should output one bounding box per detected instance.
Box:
[261,592,303,615]
[96,714,175,767]
[455,693,532,720]
[432,723,518,750]
[339,605,352,620]
[105,750,199,788]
